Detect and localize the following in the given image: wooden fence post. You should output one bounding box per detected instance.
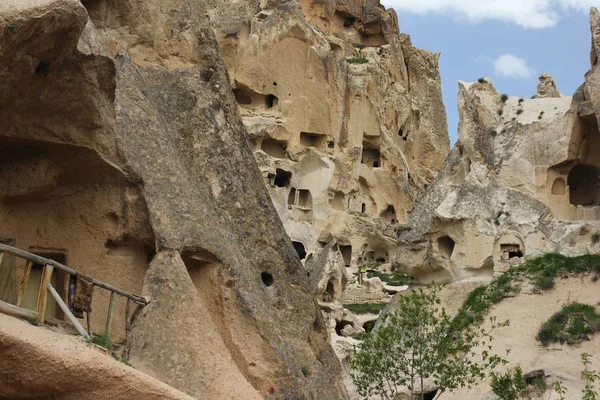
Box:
[36,264,54,324]
[105,291,116,336]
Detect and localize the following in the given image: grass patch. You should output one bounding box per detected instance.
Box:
[87,331,131,365]
[302,366,310,377]
[353,43,365,49]
[4,26,17,35]
[343,303,386,314]
[501,94,509,103]
[452,254,600,333]
[27,316,40,326]
[347,58,368,64]
[369,270,416,286]
[537,303,600,345]
[88,331,113,349]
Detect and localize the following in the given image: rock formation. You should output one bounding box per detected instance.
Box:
[206,0,450,286]
[396,68,600,281]
[0,0,348,398]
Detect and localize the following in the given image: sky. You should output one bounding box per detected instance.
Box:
[381,0,596,144]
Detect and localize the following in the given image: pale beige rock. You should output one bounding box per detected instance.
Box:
[535,73,562,98]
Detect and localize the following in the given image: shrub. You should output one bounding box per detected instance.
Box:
[592,232,600,243]
[347,58,368,64]
[498,110,503,116]
[478,77,486,83]
[301,366,310,377]
[4,26,17,35]
[501,94,509,103]
[27,316,41,326]
[518,98,524,103]
[537,303,600,345]
[491,366,527,400]
[516,109,523,115]
[353,43,365,49]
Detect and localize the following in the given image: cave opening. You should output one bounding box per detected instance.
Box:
[292,241,306,260]
[438,236,455,259]
[568,164,600,206]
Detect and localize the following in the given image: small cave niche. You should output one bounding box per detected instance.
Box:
[335,320,352,336]
[182,249,219,298]
[343,16,355,27]
[551,177,566,195]
[363,320,376,333]
[329,191,345,211]
[266,94,278,108]
[261,272,274,287]
[524,370,546,386]
[327,140,335,149]
[292,241,306,260]
[340,245,352,267]
[287,187,297,206]
[297,189,313,209]
[361,203,366,214]
[322,279,335,302]
[437,236,455,259]
[421,390,439,400]
[380,205,397,224]
[568,164,600,206]
[273,168,292,188]
[500,244,523,260]
[233,88,252,105]
[300,132,327,149]
[361,147,381,168]
[260,138,287,158]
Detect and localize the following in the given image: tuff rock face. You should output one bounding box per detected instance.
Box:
[0,0,348,398]
[205,0,450,286]
[395,13,600,282]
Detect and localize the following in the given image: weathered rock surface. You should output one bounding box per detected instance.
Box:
[535,73,562,98]
[206,0,450,287]
[0,0,348,398]
[0,313,195,400]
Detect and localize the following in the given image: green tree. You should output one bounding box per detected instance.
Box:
[350,285,508,399]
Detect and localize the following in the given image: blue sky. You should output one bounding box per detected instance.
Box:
[381,1,595,143]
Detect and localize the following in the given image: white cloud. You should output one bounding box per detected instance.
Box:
[493,54,536,79]
[381,0,598,28]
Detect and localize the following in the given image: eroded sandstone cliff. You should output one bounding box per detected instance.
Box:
[0,0,348,398]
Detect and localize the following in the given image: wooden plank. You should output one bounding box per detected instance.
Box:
[105,291,116,335]
[0,299,37,320]
[17,260,32,307]
[36,264,54,324]
[48,284,88,338]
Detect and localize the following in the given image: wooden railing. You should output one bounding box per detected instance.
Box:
[0,243,149,338]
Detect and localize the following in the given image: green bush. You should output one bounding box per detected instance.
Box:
[592,232,600,243]
[347,58,368,64]
[88,331,113,350]
[353,43,365,49]
[537,303,600,345]
[501,94,509,103]
[516,109,523,115]
[478,77,486,83]
[491,366,527,400]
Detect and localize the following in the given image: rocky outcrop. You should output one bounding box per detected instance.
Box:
[0,0,347,398]
[395,10,600,281]
[535,73,562,98]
